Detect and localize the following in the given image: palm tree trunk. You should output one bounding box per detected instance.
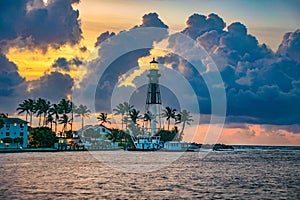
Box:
[180,121,186,141]
[55,119,58,135]
[38,115,41,127]
[30,113,33,127]
[121,114,124,130]
[81,116,84,130]
[167,119,170,130]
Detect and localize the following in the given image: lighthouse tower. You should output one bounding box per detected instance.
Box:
[146,58,162,136]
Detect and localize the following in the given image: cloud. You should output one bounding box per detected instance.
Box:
[0,53,27,113]
[182,13,226,40]
[0,0,82,51]
[95,31,115,47]
[157,13,300,127]
[77,12,169,112]
[29,71,74,102]
[52,57,83,71]
[134,13,168,29]
[277,29,300,62]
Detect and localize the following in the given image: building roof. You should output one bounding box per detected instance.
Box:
[2,118,28,124]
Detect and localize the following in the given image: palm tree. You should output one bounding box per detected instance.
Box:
[123,102,134,130]
[129,108,141,126]
[46,114,54,131]
[59,114,70,133]
[143,111,153,129]
[113,103,126,130]
[58,98,72,114]
[17,100,30,122]
[58,98,72,132]
[49,103,60,134]
[178,110,193,141]
[97,112,111,126]
[27,99,35,127]
[17,99,35,126]
[35,98,47,126]
[162,106,177,130]
[75,104,91,130]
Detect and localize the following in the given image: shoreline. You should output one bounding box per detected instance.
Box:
[1,145,300,153]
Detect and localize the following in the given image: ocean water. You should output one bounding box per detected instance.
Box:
[0,149,300,199]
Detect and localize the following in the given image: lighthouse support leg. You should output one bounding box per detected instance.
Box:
[151,104,156,136]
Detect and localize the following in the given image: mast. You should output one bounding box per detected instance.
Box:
[145,58,161,136]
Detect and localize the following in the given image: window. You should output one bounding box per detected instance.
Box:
[6,132,10,137]
[20,123,25,128]
[20,132,24,137]
[14,123,17,126]
[6,125,10,129]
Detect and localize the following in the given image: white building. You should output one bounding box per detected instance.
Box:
[164,141,190,151]
[79,124,111,136]
[0,118,28,148]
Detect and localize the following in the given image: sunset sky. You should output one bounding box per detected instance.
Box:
[1,0,300,145]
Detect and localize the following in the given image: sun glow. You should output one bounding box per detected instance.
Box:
[6,45,90,81]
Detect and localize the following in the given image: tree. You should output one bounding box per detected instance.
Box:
[35,98,50,127]
[27,99,36,127]
[49,103,60,134]
[58,98,73,132]
[178,110,193,141]
[0,114,5,129]
[113,103,127,130]
[29,127,56,148]
[123,102,134,130]
[58,98,72,114]
[156,129,177,143]
[17,100,30,122]
[129,108,141,125]
[75,104,91,130]
[17,99,35,126]
[13,137,23,148]
[46,114,54,131]
[162,106,177,130]
[97,113,111,126]
[59,114,70,133]
[2,137,13,144]
[143,111,152,129]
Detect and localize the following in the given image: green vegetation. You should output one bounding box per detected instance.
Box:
[75,104,91,130]
[12,95,193,150]
[156,129,178,143]
[97,112,111,126]
[29,127,56,148]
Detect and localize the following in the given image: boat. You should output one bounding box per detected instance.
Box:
[127,135,163,151]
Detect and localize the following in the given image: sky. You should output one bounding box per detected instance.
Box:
[1,0,300,145]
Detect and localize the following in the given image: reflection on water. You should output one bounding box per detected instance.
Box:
[0,150,300,199]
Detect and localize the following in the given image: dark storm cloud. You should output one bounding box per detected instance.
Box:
[0,0,82,51]
[79,46,87,53]
[158,13,300,126]
[52,57,83,71]
[0,53,27,113]
[95,31,115,47]
[277,29,300,62]
[30,71,74,102]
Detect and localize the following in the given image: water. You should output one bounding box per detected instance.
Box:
[1,150,300,199]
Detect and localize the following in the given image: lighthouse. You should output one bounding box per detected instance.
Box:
[145,58,162,136]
